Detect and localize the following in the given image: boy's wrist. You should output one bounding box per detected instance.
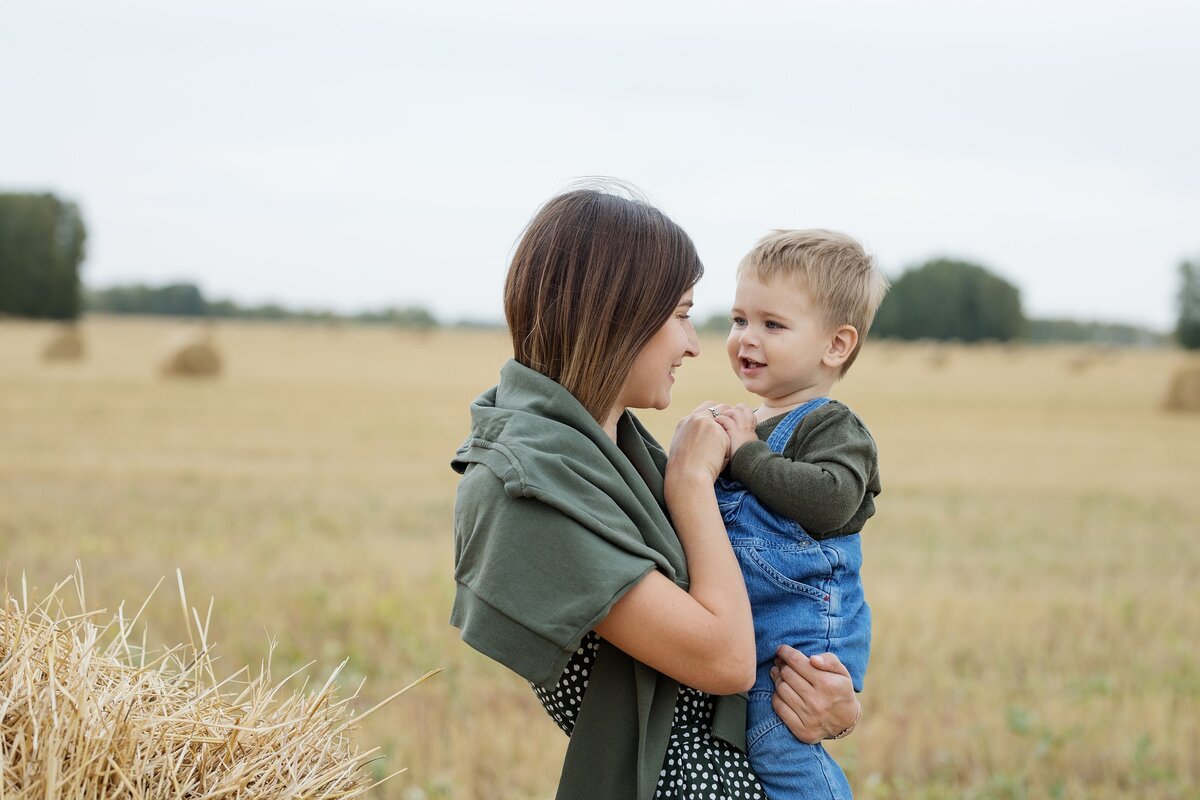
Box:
[731,432,756,451]
[727,436,766,477]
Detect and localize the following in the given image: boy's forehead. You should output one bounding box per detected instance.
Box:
[735,271,812,301]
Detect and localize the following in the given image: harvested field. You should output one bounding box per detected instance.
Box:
[2,316,1198,800]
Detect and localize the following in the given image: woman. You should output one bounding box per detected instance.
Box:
[451,185,859,799]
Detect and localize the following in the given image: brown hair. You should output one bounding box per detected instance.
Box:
[738,229,889,375]
[504,185,703,422]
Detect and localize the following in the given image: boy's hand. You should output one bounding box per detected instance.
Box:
[715,404,757,455]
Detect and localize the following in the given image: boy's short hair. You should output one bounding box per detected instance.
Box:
[737,229,889,375]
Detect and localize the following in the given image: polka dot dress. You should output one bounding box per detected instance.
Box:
[531,632,767,799]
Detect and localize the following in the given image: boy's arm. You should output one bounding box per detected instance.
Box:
[728,405,876,536]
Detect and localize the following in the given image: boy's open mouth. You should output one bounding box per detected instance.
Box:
[741,358,765,369]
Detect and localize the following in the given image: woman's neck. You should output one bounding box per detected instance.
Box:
[602,407,624,442]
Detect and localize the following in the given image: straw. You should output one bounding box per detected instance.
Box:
[0,569,440,799]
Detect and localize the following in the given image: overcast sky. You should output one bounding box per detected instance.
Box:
[3,1,1197,329]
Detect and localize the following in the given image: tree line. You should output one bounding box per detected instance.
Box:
[3,191,1198,346]
[83,282,438,328]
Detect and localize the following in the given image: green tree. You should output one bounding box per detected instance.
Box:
[87,282,207,316]
[872,258,1024,342]
[1176,258,1200,350]
[0,193,87,319]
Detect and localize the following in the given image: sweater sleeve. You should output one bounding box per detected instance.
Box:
[451,465,658,689]
[727,405,877,537]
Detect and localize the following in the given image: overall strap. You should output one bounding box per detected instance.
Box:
[765,397,832,454]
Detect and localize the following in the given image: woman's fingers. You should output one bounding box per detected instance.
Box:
[770,667,823,744]
[778,645,852,681]
[774,645,817,686]
[668,402,733,482]
[695,402,731,419]
[772,645,858,741]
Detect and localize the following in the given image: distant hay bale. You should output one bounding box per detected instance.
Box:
[925,345,950,370]
[1002,340,1025,361]
[1163,363,1200,413]
[41,326,85,362]
[1065,351,1094,373]
[1,571,438,798]
[1066,345,1118,374]
[159,330,221,378]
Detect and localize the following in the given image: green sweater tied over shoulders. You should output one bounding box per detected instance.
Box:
[450,359,748,800]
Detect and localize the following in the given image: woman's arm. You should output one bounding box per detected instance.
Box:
[594,405,756,695]
[770,646,861,742]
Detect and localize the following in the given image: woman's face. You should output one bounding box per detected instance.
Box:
[615,288,700,413]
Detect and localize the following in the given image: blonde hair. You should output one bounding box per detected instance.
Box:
[737,229,889,375]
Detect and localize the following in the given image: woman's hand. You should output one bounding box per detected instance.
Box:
[665,403,731,492]
[770,646,860,743]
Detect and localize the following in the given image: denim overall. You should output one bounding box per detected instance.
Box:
[715,397,871,800]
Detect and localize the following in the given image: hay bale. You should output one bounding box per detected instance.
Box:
[1065,352,1093,373]
[41,326,85,362]
[1164,363,1200,413]
[925,345,950,370]
[1065,345,1117,373]
[159,330,221,378]
[1002,340,1024,362]
[1,572,436,798]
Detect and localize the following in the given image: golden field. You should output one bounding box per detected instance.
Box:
[2,315,1198,800]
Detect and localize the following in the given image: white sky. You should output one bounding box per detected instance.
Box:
[3,0,1197,329]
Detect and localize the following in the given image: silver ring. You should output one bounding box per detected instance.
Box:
[709,407,720,418]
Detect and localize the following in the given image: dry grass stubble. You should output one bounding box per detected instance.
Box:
[1,317,1198,799]
[0,568,439,798]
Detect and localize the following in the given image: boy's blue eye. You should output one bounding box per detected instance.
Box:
[766,320,784,330]
[731,317,746,327]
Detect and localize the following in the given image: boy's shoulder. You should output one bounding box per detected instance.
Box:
[815,398,871,427]
[791,399,877,449]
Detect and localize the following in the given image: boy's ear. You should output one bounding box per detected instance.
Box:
[824,324,859,368]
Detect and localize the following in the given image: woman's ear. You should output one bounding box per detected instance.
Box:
[824,325,859,368]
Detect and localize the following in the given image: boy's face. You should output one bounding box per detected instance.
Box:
[726,274,839,405]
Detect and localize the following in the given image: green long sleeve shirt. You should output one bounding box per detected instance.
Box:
[726,400,881,538]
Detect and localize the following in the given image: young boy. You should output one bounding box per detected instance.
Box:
[714,229,888,799]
